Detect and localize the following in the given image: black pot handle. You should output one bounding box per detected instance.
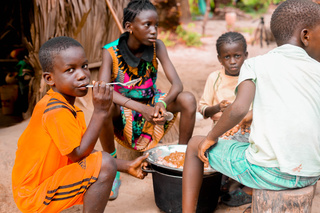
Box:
[142,164,155,173]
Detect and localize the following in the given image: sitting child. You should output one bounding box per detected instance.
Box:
[98,0,196,199]
[198,31,252,206]
[182,0,320,212]
[12,36,148,213]
[199,31,250,140]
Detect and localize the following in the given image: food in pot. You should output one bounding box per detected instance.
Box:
[157,151,185,169]
[157,151,209,169]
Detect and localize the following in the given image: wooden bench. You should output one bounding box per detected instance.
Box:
[251,183,317,213]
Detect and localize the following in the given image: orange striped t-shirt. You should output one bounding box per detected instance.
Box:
[12,89,86,207]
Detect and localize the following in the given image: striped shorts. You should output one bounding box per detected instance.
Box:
[16,151,102,213]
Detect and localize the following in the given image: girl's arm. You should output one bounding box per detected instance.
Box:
[98,48,156,123]
[156,39,183,105]
[204,100,230,118]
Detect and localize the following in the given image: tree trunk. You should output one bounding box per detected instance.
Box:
[152,0,181,30]
[178,0,191,24]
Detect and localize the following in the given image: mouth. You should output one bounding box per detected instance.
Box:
[78,83,89,90]
[148,38,157,43]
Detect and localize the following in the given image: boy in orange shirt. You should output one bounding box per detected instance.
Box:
[12,36,148,213]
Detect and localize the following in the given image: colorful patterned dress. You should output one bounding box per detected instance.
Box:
[103,32,177,151]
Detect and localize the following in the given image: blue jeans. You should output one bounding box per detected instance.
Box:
[207,139,319,190]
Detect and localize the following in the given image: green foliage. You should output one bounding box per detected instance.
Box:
[159,31,175,47]
[234,26,255,35]
[176,24,202,47]
[237,0,267,13]
[189,0,202,15]
[237,0,285,16]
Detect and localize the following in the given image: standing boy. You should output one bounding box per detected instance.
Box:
[182,0,320,212]
[12,36,148,213]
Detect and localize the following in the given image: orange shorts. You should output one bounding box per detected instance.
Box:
[16,151,102,213]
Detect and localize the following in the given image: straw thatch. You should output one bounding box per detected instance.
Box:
[22,0,129,117]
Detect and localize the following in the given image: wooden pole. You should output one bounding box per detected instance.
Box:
[105,0,124,34]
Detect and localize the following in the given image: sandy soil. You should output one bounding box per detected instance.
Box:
[1,10,320,213]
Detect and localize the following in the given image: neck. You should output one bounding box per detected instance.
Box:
[277,31,304,49]
[52,88,75,106]
[127,37,145,56]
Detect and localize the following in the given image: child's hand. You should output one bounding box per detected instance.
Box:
[127,153,149,179]
[219,100,231,112]
[198,137,217,166]
[153,102,166,125]
[92,81,113,114]
[141,105,157,124]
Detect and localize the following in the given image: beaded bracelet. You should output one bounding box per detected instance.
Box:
[158,100,167,109]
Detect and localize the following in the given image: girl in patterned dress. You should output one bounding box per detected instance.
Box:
[98,0,196,199]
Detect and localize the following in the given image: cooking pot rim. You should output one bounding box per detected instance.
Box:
[148,166,220,178]
[144,144,216,175]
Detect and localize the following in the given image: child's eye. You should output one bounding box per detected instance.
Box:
[82,64,88,69]
[67,68,74,73]
[224,56,230,59]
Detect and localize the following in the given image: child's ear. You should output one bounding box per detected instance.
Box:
[43,72,55,86]
[300,28,310,47]
[124,21,132,33]
[217,55,222,64]
[245,51,248,58]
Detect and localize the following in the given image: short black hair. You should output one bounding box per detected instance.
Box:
[123,0,157,28]
[271,0,320,45]
[39,36,83,73]
[216,32,247,55]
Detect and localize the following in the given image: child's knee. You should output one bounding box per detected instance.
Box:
[99,152,117,181]
[188,136,205,151]
[179,91,196,111]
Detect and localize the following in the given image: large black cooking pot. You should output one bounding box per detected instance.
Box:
[144,145,222,213]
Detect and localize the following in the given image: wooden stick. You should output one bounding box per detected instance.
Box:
[105,0,124,34]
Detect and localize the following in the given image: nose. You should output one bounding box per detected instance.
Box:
[77,69,88,81]
[230,57,236,64]
[150,26,157,35]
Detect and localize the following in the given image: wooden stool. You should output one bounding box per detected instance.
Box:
[252,183,317,213]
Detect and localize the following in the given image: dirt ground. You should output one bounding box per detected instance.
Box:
[1,9,320,213]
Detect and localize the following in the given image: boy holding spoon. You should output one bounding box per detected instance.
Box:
[12,36,149,213]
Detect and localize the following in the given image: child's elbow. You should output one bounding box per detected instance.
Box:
[176,82,183,93]
[230,104,249,118]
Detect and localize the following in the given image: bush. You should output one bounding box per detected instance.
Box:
[159,31,176,47]
[176,24,202,47]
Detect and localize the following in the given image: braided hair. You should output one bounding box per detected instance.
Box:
[123,0,157,28]
[216,32,247,55]
[271,0,320,45]
[39,36,82,73]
